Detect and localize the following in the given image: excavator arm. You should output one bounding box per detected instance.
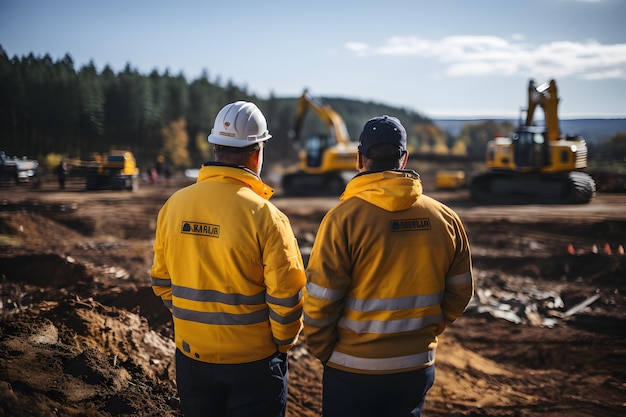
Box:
[525,79,561,142]
[293,89,351,145]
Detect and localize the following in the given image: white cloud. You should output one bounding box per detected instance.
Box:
[580,69,624,80]
[376,36,432,56]
[344,35,626,81]
[344,42,369,57]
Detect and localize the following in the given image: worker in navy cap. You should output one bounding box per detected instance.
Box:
[304,115,474,417]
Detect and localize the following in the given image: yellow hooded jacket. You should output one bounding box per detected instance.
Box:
[304,170,473,374]
[151,163,306,364]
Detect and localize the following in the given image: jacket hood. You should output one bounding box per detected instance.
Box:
[340,169,422,212]
[197,163,274,200]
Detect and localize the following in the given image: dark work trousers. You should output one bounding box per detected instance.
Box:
[175,349,288,417]
[322,364,435,417]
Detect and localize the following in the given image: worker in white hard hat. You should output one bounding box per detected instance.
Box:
[151,101,306,417]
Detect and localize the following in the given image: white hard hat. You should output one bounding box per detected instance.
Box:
[208,101,271,147]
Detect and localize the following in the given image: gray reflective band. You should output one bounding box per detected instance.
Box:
[162,299,173,309]
[328,349,436,371]
[274,336,295,346]
[266,290,302,308]
[345,292,444,312]
[173,285,265,305]
[173,306,269,325]
[446,272,472,286]
[306,281,346,301]
[269,307,303,324]
[151,277,171,287]
[338,312,444,334]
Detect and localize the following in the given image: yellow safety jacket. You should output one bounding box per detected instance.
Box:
[151,163,306,364]
[304,170,473,374]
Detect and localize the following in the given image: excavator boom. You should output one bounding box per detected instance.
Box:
[525,79,561,142]
[293,90,351,146]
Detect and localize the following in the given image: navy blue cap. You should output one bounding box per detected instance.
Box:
[358,115,407,157]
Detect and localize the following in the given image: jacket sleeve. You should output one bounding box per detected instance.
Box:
[303,214,351,363]
[441,214,474,325]
[150,207,173,312]
[263,211,306,353]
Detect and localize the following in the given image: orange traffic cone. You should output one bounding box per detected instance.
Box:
[618,245,625,255]
[567,244,575,255]
[591,244,598,254]
[604,243,612,255]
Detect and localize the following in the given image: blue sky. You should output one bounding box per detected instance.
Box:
[1,0,625,119]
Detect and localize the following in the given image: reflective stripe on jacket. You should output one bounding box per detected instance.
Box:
[151,163,306,364]
[303,170,473,374]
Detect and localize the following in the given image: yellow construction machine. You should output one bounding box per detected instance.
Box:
[84,150,139,191]
[470,79,596,204]
[435,170,467,190]
[280,90,358,196]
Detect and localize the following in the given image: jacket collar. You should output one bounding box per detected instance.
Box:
[198,162,275,200]
[341,169,422,212]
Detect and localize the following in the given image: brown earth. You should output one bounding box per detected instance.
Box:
[0,173,624,417]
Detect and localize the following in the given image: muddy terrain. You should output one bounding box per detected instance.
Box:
[0,173,624,417]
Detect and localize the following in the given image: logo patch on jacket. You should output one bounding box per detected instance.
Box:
[181,221,220,237]
[391,218,431,232]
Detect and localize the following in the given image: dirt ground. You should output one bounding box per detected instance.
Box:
[0,172,624,417]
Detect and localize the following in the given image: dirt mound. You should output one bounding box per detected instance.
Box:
[0,297,179,416]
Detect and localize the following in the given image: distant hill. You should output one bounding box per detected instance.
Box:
[434,118,626,145]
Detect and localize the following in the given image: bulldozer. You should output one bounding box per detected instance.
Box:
[470,79,596,204]
[280,90,359,196]
[84,150,139,191]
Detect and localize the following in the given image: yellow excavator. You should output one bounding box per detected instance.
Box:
[470,79,596,204]
[280,89,359,195]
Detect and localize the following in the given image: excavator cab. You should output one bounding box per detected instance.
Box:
[512,127,550,170]
[305,134,331,168]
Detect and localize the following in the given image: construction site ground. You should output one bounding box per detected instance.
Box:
[0,173,624,417]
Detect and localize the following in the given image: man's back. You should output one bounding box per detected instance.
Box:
[304,169,472,373]
[153,163,305,364]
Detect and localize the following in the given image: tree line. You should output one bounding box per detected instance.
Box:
[1,46,259,169]
[0,46,439,171]
[2,46,622,173]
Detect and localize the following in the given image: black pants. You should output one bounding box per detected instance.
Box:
[176,349,288,417]
[322,365,435,417]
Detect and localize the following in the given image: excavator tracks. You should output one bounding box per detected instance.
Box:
[470,170,596,204]
[281,171,351,196]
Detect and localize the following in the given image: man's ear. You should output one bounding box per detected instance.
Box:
[357,152,365,170]
[245,147,261,172]
[400,151,409,169]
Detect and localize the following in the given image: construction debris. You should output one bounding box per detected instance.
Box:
[562,293,601,317]
[467,271,606,328]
